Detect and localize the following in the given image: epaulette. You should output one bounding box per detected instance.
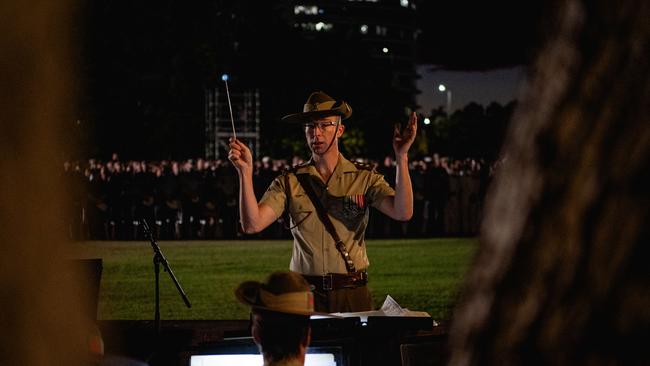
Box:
[281,162,309,176]
[352,161,375,172]
[280,167,294,177]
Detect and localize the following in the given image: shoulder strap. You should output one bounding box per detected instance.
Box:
[352,160,375,172]
[295,174,356,273]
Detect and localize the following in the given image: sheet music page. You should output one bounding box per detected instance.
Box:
[379,294,406,316]
[329,309,385,318]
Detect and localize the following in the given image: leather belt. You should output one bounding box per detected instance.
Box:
[303,271,368,291]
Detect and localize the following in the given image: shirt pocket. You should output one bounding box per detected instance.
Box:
[341,194,367,218]
[326,194,367,230]
[289,194,314,229]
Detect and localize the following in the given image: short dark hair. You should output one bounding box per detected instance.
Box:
[252,309,310,363]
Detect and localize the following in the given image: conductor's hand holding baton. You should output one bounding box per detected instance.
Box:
[223,76,253,178]
[228,137,253,177]
[223,77,276,234]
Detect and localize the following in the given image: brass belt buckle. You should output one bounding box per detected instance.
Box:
[322,274,333,291]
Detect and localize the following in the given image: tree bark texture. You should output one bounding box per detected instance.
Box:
[448,0,649,365]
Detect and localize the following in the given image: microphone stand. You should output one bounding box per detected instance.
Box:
[141,219,191,335]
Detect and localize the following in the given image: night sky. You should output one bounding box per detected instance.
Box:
[414,1,542,113]
[77,0,544,159]
[415,1,544,69]
[416,66,526,114]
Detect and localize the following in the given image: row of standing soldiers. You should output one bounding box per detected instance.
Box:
[63,156,492,240]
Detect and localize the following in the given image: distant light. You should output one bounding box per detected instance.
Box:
[221,74,229,81]
[438,84,446,92]
[360,24,368,34]
[423,117,431,125]
[311,22,333,31]
[294,5,319,15]
[382,47,389,53]
[400,0,409,7]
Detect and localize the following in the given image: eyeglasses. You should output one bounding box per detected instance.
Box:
[303,121,338,131]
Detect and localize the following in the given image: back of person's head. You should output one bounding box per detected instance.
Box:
[235,271,323,365]
[251,309,310,363]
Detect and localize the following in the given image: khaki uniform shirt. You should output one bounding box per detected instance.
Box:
[260,154,395,275]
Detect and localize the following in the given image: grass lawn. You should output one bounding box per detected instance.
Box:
[71,238,476,321]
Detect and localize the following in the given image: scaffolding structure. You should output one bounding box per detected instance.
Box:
[205,87,260,159]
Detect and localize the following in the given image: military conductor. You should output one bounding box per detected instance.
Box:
[228,91,417,312]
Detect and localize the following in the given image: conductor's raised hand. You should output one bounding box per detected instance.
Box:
[393,111,418,157]
[228,138,253,175]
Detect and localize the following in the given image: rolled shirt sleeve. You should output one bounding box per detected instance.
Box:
[259,175,287,219]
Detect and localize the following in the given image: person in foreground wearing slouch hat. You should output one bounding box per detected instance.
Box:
[235,271,325,366]
[229,91,417,313]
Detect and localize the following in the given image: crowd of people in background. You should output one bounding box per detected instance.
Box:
[62,153,495,241]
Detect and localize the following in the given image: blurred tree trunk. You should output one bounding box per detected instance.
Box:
[448,0,649,365]
[0,1,89,366]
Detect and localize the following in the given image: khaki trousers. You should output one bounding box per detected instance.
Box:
[313,285,373,313]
